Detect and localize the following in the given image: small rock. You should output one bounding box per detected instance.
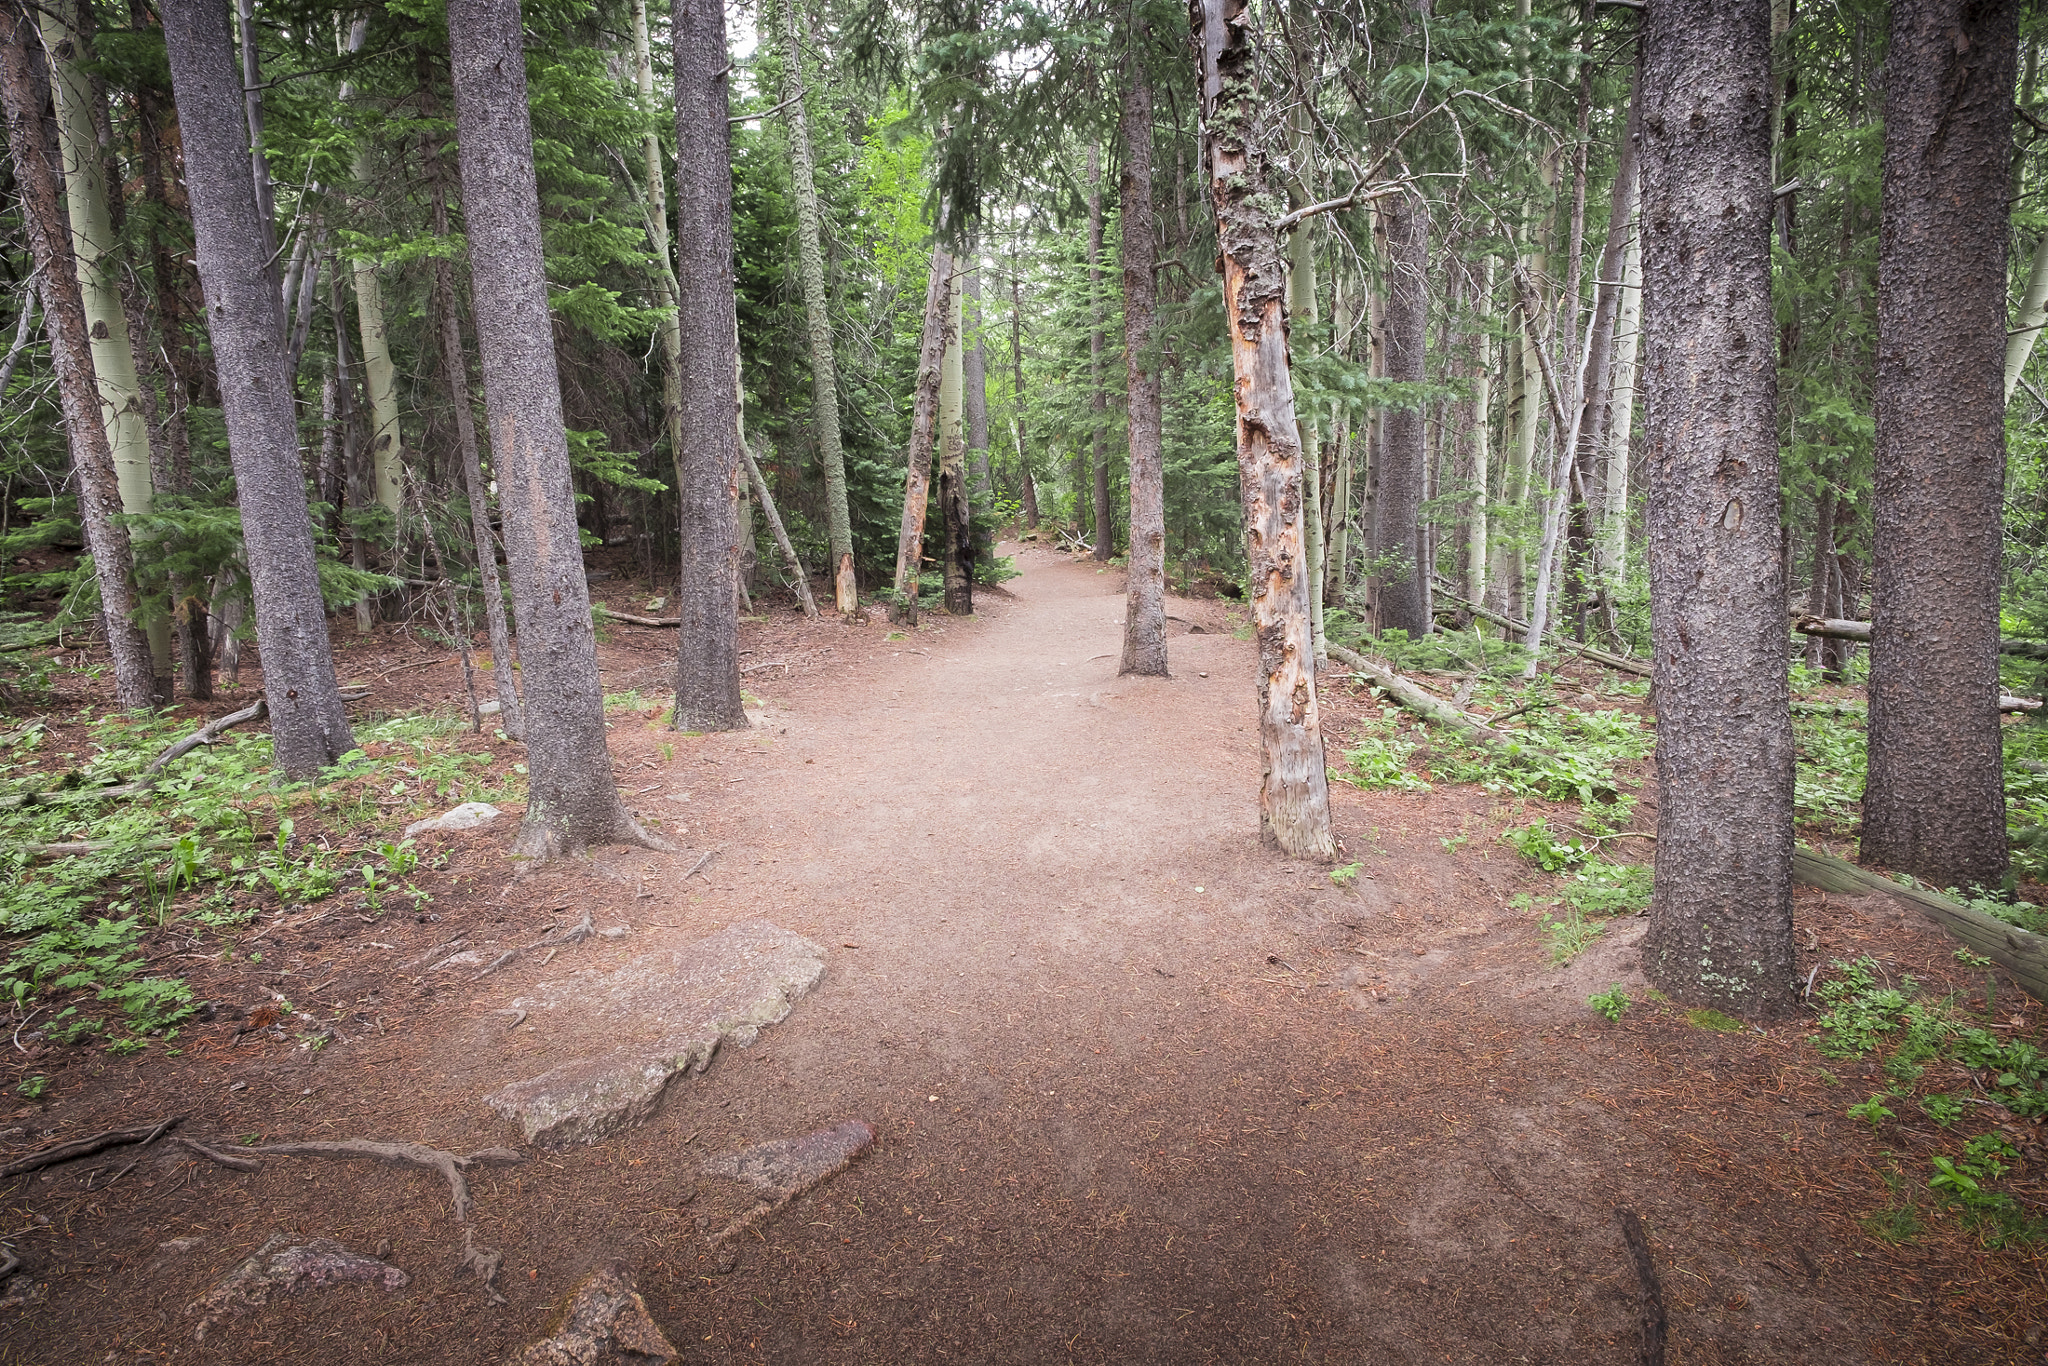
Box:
[598,927,631,940]
[479,700,503,715]
[403,802,502,838]
[506,1263,676,1365]
[433,950,490,971]
[0,1271,44,1309]
[158,1237,204,1254]
[695,1120,878,1243]
[188,1234,409,1341]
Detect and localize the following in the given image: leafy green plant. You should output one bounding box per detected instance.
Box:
[1329,862,1363,888]
[1588,985,1630,1022]
[1918,1093,1965,1128]
[1846,1093,1896,1127]
[1503,818,1590,871]
[15,1075,45,1100]
[1336,725,1431,792]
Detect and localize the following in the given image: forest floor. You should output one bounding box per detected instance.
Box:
[0,541,2044,1364]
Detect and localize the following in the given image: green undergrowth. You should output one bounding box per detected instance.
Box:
[0,704,523,1056]
[1815,955,2048,1247]
[1502,819,1652,964]
[1334,672,1654,811]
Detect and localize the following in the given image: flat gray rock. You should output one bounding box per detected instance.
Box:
[405,801,501,837]
[486,920,825,1147]
[506,1263,675,1365]
[188,1234,408,1341]
[695,1119,878,1243]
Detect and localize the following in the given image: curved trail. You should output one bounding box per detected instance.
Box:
[38,544,1899,1365]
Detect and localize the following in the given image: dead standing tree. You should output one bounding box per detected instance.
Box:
[1193,0,1333,860]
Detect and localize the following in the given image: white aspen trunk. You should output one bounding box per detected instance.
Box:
[939,267,969,613]
[352,254,404,515]
[2005,229,2048,403]
[39,0,170,697]
[1603,214,1643,583]
[1290,220,1325,660]
[1466,255,1494,606]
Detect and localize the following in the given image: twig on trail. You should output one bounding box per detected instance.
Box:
[373,655,456,680]
[11,1005,43,1053]
[684,849,717,882]
[1616,1208,1668,1366]
[1265,954,1297,973]
[0,1116,180,1178]
[0,1245,18,1280]
[1482,1156,1561,1222]
[496,1008,527,1031]
[531,911,593,948]
[172,1135,260,1171]
[470,949,518,981]
[244,1138,523,1223]
[403,935,468,970]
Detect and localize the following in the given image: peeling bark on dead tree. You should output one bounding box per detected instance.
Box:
[1194,0,1334,860]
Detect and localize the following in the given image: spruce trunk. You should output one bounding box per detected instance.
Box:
[160,0,354,772]
[446,0,652,856]
[1119,23,1168,678]
[668,0,746,732]
[773,0,858,613]
[1377,192,1431,636]
[1862,0,2018,891]
[1638,0,1795,1018]
[1194,0,1334,861]
[1087,143,1110,560]
[939,270,972,615]
[1010,259,1039,530]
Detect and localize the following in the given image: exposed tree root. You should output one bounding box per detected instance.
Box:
[531,911,593,948]
[460,1228,507,1305]
[0,1116,179,1178]
[244,1138,522,1223]
[172,1135,260,1171]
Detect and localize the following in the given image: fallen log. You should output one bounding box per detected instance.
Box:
[1792,615,2048,662]
[0,1116,179,1178]
[1791,846,2048,1005]
[1325,644,1517,748]
[1792,696,2041,717]
[595,607,679,627]
[1432,585,1653,678]
[0,688,369,812]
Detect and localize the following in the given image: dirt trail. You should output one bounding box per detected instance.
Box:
[1,544,2036,1363]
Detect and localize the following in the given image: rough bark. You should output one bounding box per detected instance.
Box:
[963,242,991,494]
[0,1,156,711]
[1087,142,1111,560]
[772,0,857,613]
[939,271,972,615]
[1194,0,1335,860]
[40,0,171,699]
[892,237,955,617]
[1119,23,1167,678]
[445,0,650,856]
[1010,256,1038,529]
[159,0,353,770]
[669,0,746,732]
[1376,191,1430,636]
[1637,0,1795,1018]
[1863,0,2020,891]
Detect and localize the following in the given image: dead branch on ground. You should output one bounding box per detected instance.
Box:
[0,1116,180,1178]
